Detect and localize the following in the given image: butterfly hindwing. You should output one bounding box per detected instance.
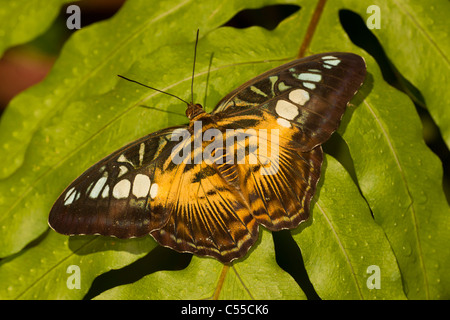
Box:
[150,159,259,263]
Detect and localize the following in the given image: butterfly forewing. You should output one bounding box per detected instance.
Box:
[213,52,366,151]
[49,52,366,263]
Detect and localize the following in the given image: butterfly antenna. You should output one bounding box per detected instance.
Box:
[203,52,214,108]
[117,75,189,105]
[191,29,199,104]
[137,104,185,117]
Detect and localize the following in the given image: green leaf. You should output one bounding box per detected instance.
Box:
[0,0,73,56]
[94,230,305,300]
[0,0,448,300]
[0,231,156,299]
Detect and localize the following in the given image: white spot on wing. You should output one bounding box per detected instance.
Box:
[278,82,291,92]
[269,76,278,95]
[322,55,338,60]
[117,154,133,166]
[64,188,77,206]
[289,89,310,106]
[139,143,145,166]
[113,179,131,199]
[250,85,268,97]
[324,59,341,66]
[89,176,108,199]
[322,55,341,67]
[149,183,159,199]
[132,174,151,198]
[275,100,298,120]
[118,165,128,177]
[303,82,316,89]
[101,184,110,198]
[297,73,322,82]
[276,118,291,128]
[64,187,75,201]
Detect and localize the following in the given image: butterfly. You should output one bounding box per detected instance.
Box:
[49,51,366,263]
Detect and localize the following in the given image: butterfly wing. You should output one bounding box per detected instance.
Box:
[213,52,366,151]
[48,126,184,238]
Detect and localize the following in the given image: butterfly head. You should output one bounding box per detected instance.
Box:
[186,102,205,120]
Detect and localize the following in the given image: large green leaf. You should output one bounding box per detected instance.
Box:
[340,55,450,299]
[0,0,448,300]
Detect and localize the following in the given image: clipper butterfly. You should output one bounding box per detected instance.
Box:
[49,50,366,263]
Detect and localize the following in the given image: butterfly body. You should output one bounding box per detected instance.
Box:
[49,52,366,263]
